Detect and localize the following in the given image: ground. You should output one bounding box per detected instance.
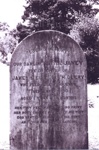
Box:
[0,63,99,150]
[88,84,99,149]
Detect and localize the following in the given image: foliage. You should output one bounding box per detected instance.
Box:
[0,22,18,65]
[17,0,92,42]
[16,0,99,83]
[70,16,99,83]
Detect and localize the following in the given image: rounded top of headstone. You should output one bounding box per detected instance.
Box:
[11,30,86,64]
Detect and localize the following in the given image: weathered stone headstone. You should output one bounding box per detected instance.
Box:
[10,30,88,150]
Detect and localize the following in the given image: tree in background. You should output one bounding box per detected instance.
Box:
[0,22,18,65]
[70,16,99,83]
[16,0,99,83]
[17,0,92,42]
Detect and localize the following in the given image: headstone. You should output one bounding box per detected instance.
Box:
[10,30,88,150]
